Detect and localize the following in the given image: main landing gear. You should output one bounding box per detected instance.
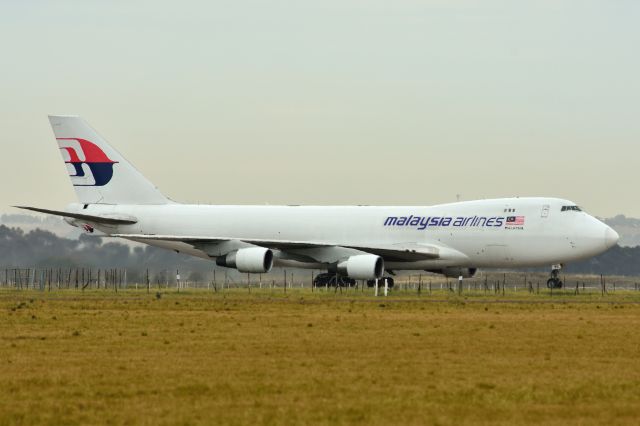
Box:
[546,264,563,289]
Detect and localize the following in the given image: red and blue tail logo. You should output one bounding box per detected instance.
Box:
[57,138,118,186]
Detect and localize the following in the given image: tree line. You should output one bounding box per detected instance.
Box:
[0,225,214,283]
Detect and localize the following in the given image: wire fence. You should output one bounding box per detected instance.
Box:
[2,267,639,296]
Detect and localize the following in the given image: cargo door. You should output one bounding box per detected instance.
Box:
[482,244,512,267]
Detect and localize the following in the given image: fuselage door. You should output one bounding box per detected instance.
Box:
[541,204,550,218]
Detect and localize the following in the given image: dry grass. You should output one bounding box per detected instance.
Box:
[1,288,640,425]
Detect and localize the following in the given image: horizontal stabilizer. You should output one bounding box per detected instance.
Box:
[13,206,138,225]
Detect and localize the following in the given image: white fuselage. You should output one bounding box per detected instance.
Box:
[70,197,618,272]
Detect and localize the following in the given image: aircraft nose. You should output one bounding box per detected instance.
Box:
[604,226,619,249]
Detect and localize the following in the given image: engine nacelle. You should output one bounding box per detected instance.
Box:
[216,247,274,273]
[336,255,384,280]
[427,267,478,278]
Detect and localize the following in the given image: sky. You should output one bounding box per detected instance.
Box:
[1,0,638,217]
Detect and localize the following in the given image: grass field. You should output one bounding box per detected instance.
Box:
[1,288,640,425]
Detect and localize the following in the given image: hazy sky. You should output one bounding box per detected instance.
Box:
[1,1,638,217]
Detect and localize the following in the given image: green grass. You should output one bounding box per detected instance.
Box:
[1,288,640,425]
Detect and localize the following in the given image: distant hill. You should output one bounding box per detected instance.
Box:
[564,245,640,276]
[0,213,143,247]
[0,225,220,284]
[1,213,81,239]
[603,215,640,247]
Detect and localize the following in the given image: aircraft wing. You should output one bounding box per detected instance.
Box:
[110,234,445,262]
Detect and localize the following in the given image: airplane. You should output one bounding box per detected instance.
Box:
[15,115,619,289]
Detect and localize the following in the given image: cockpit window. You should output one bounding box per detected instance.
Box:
[561,205,582,212]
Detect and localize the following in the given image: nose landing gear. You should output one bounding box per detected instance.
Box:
[546,264,563,289]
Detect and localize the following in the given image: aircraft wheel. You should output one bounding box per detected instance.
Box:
[547,278,563,289]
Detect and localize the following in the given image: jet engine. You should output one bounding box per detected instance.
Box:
[427,267,477,278]
[336,255,384,280]
[216,247,274,273]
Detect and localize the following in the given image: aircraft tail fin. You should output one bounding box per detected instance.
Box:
[48,115,170,205]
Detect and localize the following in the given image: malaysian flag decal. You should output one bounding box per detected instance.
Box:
[506,216,525,226]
